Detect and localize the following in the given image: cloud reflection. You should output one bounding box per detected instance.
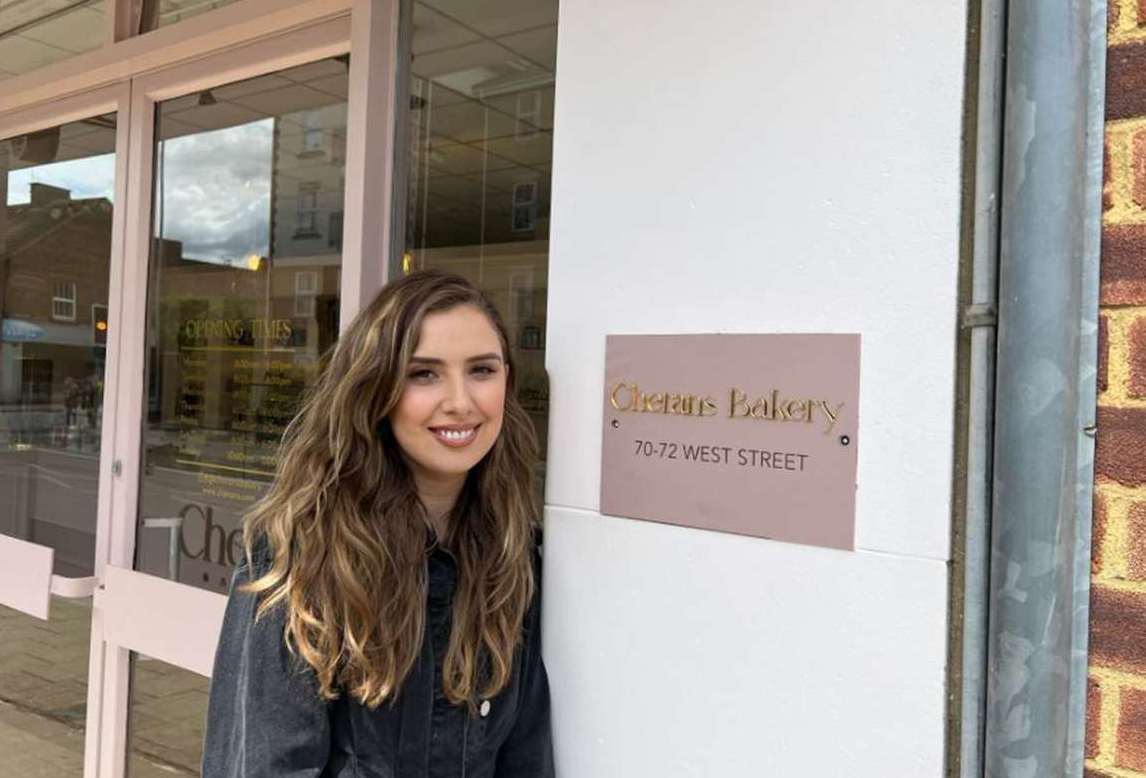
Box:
[156,119,273,266]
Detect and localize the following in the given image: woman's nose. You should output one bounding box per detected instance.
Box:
[440,374,474,414]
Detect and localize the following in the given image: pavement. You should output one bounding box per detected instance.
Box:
[0,598,208,776]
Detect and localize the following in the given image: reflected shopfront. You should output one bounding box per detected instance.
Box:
[135,57,348,596]
[0,115,117,773]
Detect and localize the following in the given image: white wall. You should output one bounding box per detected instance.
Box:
[543,0,966,775]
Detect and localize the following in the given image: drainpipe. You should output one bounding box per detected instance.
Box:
[949,0,1005,774]
[982,1,1105,777]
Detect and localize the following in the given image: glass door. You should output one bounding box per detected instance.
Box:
[124,53,352,777]
[84,17,359,778]
[0,89,146,775]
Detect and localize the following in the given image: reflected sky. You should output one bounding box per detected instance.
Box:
[156,119,273,266]
[6,118,273,269]
[6,155,115,205]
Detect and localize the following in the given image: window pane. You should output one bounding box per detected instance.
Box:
[0,112,115,774]
[127,653,209,775]
[140,0,243,32]
[134,56,349,595]
[398,0,559,494]
[0,0,105,81]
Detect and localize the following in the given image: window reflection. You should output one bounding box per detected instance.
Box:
[400,1,558,491]
[136,58,348,592]
[0,114,116,574]
[140,0,242,32]
[0,0,105,81]
[0,113,115,775]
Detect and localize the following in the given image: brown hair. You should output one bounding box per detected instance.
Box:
[242,269,539,709]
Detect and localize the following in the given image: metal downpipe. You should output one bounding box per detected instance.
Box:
[983,0,1105,776]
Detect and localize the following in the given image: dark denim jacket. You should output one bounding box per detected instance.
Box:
[201,542,554,778]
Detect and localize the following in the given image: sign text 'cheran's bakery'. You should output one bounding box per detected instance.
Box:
[608,381,846,434]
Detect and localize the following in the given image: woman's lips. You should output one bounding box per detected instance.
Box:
[429,424,479,448]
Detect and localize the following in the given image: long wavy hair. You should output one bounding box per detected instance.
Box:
[242,269,540,709]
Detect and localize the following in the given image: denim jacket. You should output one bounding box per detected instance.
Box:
[201,541,554,778]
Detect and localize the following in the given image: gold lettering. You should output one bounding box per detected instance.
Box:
[770,390,789,420]
[786,400,807,422]
[729,388,751,418]
[820,401,844,434]
[643,393,664,413]
[610,383,634,411]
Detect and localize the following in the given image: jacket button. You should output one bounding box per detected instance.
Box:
[480,699,491,717]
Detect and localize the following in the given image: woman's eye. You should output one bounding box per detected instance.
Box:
[472,364,497,376]
[409,369,435,381]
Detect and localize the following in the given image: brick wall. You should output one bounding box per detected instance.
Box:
[1086,3,1146,775]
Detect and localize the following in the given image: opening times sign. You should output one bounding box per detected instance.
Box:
[600,333,860,551]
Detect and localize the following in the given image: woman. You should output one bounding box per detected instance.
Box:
[202,270,554,777]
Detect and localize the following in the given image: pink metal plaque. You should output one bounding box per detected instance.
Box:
[600,334,860,550]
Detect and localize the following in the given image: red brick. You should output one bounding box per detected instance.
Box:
[1087,677,1103,759]
[1093,491,1110,576]
[1108,41,1146,121]
[1117,687,1146,771]
[1101,224,1146,306]
[1090,584,1146,673]
[1105,134,1114,213]
[1099,314,1110,394]
[1096,407,1146,487]
[1085,769,1119,778]
[1127,502,1146,580]
[1135,131,1146,210]
[1130,315,1146,398]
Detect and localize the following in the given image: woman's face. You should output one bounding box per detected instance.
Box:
[389,304,508,486]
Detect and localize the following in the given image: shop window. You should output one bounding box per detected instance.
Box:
[137,55,349,615]
[399,0,558,496]
[52,281,77,321]
[512,183,538,233]
[295,183,320,238]
[295,271,319,317]
[303,128,324,154]
[516,91,543,142]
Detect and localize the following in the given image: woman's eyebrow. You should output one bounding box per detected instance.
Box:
[409,353,503,365]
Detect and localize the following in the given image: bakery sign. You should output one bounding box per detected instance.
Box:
[600,334,860,551]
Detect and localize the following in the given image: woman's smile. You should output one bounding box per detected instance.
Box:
[429,424,480,447]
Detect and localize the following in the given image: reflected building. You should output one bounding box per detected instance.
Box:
[0,183,111,431]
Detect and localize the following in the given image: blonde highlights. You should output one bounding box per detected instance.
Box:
[242,270,539,709]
